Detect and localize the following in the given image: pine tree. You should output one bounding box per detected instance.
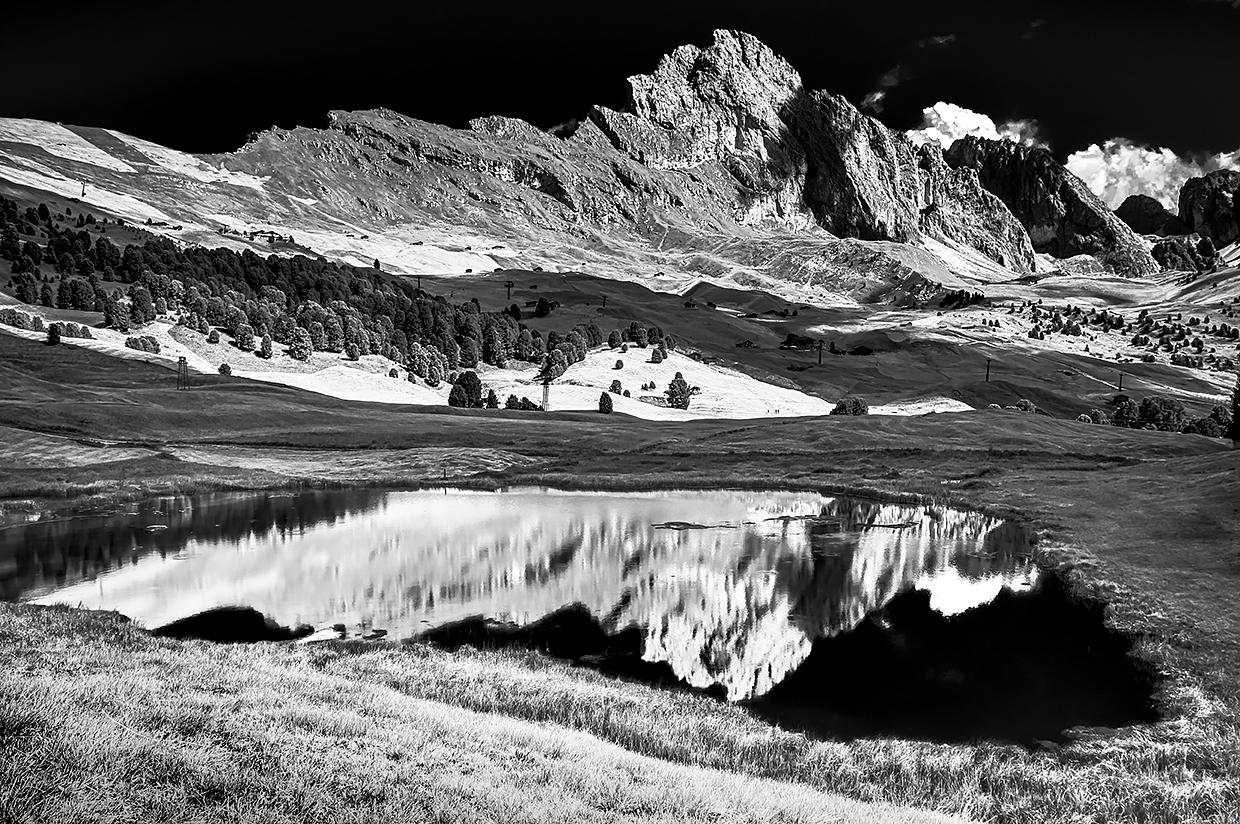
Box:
[288,328,312,361]
[485,389,499,409]
[599,392,613,414]
[46,323,60,346]
[259,334,273,359]
[666,372,691,410]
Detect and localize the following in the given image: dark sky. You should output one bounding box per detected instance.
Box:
[4,0,1238,158]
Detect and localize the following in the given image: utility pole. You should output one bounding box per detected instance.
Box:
[505,280,514,300]
[602,295,607,309]
[542,381,550,412]
[416,275,422,292]
[817,340,823,365]
[176,357,190,390]
[1118,372,1124,391]
[986,358,991,383]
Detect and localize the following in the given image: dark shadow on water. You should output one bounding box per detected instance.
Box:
[153,606,314,644]
[413,574,1159,745]
[748,574,1160,743]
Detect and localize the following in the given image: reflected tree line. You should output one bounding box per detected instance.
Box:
[0,490,386,600]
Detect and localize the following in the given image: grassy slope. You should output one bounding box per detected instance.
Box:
[2,333,1240,822]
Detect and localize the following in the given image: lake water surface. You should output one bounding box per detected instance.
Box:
[3,488,1037,701]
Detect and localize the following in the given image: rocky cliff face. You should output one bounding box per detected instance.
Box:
[1115,193,1190,237]
[1179,169,1240,248]
[211,30,1039,297]
[944,136,1158,276]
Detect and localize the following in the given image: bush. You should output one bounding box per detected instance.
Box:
[1181,416,1222,437]
[124,335,160,354]
[614,359,624,370]
[218,363,231,376]
[598,392,613,414]
[1076,413,1092,423]
[609,379,622,394]
[1014,398,1038,413]
[1087,408,1111,425]
[608,330,620,349]
[345,342,360,361]
[388,368,399,378]
[650,347,665,364]
[207,329,220,344]
[505,394,520,410]
[623,390,630,397]
[830,396,869,416]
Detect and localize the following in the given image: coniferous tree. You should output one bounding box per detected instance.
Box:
[599,392,613,414]
[485,389,499,409]
[259,334,273,359]
[46,323,60,346]
[666,372,691,410]
[288,328,313,361]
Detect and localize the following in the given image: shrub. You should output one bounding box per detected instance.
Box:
[598,392,613,414]
[620,343,628,353]
[607,330,620,349]
[1014,398,1038,413]
[650,347,664,364]
[623,390,630,397]
[614,359,624,370]
[124,335,160,354]
[1087,408,1111,425]
[1181,416,1222,437]
[388,368,399,378]
[218,363,231,376]
[1076,413,1092,423]
[207,329,220,344]
[46,324,61,345]
[609,379,622,394]
[830,396,869,416]
[345,342,360,361]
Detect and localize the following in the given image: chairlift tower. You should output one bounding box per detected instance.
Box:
[542,380,550,412]
[176,357,190,390]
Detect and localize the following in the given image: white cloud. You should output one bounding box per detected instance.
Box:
[906,101,1045,149]
[1065,140,1240,210]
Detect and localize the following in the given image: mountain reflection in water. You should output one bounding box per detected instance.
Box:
[7,488,1035,700]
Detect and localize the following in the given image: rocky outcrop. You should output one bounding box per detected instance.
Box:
[1178,169,1240,247]
[1115,194,1190,236]
[944,136,1158,276]
[584,31,1034,270]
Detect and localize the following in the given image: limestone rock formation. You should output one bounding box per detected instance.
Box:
[208,30,1037,297]
[944,136,1158,276]
[1115,194,1190,236]
[1152,237,1207,272]
[1178,170,1240,248]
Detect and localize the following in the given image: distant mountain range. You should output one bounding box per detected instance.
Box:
[2,30,1236,305]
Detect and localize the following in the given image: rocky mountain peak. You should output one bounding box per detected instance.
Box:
[625,30,802,133]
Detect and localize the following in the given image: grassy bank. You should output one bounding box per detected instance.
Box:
[3,333,1240,822]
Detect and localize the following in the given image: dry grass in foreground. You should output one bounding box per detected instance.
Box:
[0,605,962,824]
[3,603,1237,824]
